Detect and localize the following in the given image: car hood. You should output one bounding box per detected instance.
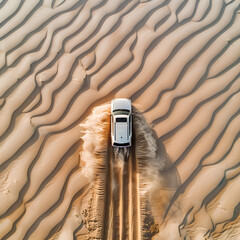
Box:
[112,99,131,112]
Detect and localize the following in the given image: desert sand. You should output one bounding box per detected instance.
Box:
[0,0,239,239]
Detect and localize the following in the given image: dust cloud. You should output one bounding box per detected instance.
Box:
[77,104,180,240]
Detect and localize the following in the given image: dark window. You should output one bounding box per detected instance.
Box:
[113,109,130,112]
[116,118,127,122]
[113,142,130,146]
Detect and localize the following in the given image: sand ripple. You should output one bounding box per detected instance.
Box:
[0,0,239,239]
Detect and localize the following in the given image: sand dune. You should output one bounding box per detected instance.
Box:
[0,0,239,239]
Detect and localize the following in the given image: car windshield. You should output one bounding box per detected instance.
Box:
[113,110,129,115]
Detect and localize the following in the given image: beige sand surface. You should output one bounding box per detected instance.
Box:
[0,0,239,239]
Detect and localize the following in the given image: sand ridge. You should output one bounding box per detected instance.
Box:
[0,0,240,239]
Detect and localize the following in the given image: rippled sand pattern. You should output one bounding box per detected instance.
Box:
[0,0,240,239]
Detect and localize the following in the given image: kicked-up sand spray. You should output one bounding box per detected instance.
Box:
[78,104,178,240]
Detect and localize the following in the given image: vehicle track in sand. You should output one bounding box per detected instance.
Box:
[83,109,159,240]
[110,147,142,240]
[92,140,143,240]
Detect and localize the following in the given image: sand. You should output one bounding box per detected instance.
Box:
[0,0,239,239]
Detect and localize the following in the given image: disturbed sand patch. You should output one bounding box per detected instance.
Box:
[73,104,177,239]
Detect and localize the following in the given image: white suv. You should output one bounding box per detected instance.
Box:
[111,98,132,147]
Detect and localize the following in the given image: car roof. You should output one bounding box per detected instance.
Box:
[111,98,131,113]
